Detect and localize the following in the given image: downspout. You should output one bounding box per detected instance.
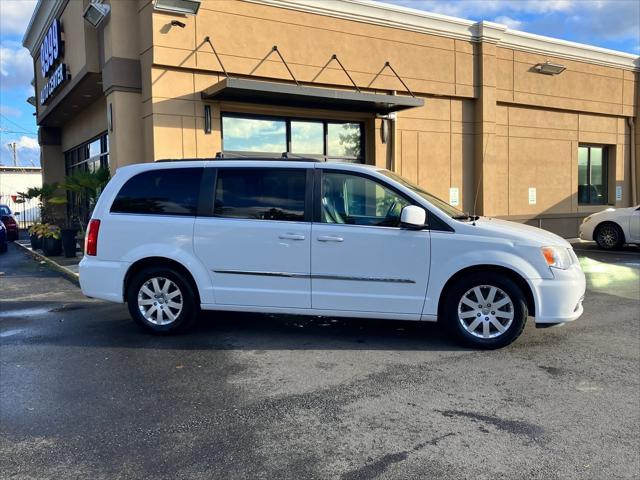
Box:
[628,117,637,205]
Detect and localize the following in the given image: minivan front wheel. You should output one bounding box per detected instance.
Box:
[443,272,527,349]
[126,267,198,334]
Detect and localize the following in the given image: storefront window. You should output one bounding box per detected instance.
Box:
[222,113,364,162]
[290,121,323,155]
[327,122,361,158]
[221,117,286,153]
[578,145,608,205]
[64,132,110,224]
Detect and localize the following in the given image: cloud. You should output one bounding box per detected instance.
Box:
[0,133,40,165]
[0,0,38,37]
[493,15,523,30]
[383,0,639,52]
[0,104,22,118]
[0,41,34,92]
[1,134,40,166]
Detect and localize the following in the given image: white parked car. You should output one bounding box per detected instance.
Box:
[579,206,640,250]
[79,159,585,349]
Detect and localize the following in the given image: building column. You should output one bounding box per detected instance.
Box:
[38,127,66,223]
[105,90,143,170]
[473,23,507,216]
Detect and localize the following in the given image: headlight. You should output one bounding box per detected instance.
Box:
[541,246,573,270]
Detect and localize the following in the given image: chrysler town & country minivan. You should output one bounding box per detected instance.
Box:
[79,159,585,349]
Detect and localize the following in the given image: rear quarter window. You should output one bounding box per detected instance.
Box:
[110,168,203,216]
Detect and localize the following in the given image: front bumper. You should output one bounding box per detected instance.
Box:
[532,262,586,324]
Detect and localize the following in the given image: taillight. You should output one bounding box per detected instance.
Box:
[85,219,100,256]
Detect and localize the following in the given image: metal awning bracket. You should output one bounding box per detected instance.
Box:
[204,36,230,78]
[367,61,416,97]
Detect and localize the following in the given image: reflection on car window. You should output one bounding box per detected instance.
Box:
[111,168,202,216]
[0,206,11,215]
[321,172,409,227]
[381,171,464,218]
[214,168,306,221]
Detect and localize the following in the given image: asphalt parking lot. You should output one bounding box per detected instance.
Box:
[1,242,639,479]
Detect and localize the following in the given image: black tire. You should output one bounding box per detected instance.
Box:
[594,222,624,250]
[126,266,199,334]
[442,272,528,349]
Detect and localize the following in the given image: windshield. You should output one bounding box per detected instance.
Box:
[381,171,466,218]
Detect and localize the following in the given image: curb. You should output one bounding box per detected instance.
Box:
[14,241,80,286]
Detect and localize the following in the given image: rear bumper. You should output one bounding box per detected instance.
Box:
[79,256,129,303]
[532,263,586,324]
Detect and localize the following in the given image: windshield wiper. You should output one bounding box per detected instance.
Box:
[452,213,479,221]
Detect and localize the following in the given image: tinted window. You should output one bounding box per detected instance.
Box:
[321,172,409,227]
[111,168,202,216]
[0,206,11,215]
[214,168,306,221]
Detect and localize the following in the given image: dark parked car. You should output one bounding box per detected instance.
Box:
[0,204,19,241]
[0,220,8,254]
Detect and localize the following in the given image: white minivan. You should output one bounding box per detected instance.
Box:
[80,159,585,349]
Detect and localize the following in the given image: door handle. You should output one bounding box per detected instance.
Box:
[279,233,306,240]
[317,235,344,242]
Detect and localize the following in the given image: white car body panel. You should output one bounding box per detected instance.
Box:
[80,160,586,328]
[579,206,640,244]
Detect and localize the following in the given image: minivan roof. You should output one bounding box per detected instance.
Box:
[116,159,383,173]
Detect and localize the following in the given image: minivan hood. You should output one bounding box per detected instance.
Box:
[468,217,571,247]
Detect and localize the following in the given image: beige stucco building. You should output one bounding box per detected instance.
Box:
[23,0,639,236]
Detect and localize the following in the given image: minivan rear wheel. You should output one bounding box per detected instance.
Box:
[126,267,198,334]
[443,272,527,349]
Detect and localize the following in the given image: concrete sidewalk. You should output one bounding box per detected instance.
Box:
[14,239,80,283]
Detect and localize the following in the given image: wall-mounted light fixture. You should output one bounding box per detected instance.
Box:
[83,1,111,28]
[170,20,186,28]
[153,0,201,15]
[204,105,211,134]
[533,61,566,75]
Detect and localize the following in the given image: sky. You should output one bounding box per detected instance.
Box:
[0,0,639,167]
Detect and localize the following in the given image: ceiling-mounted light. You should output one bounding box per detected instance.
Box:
[153,0,201,15]
[534,61,566,75]
[83,1,111,28]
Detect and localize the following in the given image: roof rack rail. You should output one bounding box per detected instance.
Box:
[215,151,324,162]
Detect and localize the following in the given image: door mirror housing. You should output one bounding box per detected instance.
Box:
[400,205,427,229]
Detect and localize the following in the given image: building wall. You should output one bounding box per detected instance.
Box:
[24,0,639,237]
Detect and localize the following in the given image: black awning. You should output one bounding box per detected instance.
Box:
[201,77,423,114]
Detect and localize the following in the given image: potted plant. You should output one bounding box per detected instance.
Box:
[52,167,110,255]
[17,184,61,250]
[40,224,62,256]
[27,223,44,249]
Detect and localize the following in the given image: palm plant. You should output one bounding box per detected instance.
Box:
[16,183,60,224]
[51,167,110,234]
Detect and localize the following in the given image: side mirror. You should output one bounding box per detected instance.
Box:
[400,205,427,230]
[14,212,20,216]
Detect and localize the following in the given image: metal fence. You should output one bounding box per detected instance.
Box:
[0,193,41,229]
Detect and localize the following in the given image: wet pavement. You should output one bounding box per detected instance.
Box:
[1,242,639,479]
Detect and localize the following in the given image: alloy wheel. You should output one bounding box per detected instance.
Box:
[137,277,183,325]
[597,225,618,249]
[457,285,514,339]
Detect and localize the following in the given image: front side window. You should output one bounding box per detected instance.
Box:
[578,145,608,205]
[321,172,409,227]
[111,168,202,216]
[222,114,364,162]
[214,168,306,221]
